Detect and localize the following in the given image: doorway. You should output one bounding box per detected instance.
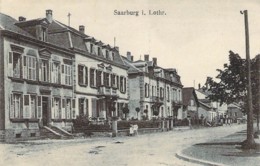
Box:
[42,97,49,126]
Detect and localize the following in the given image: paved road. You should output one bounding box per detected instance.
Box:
[0,124,246,166]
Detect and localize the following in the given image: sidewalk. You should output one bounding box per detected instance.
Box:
[176,129,260,166]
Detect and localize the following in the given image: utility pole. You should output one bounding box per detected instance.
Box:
[241,10,255,149]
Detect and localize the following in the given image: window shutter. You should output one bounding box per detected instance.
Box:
[62,98,66,119]
[61,64,65,85]
[91,98,97,118]
[37,96,42,118]
[66,99,71,119]
[51,98,54,119]
[8,52,13,77]
[38,59,42,81]
[23,95,30,118]
[124,77,126,93]
[23,56,27,79]
[72,99,76,119]
[9,94,14,119]
[49,62,52,83]
[85,67,88,86]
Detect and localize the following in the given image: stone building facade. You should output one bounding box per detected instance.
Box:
[0,12,75,141]
[123,53,183,120]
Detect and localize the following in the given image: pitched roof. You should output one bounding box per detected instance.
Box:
[182,87,199,106]
[0,13,35,38]
[47,20,126,67]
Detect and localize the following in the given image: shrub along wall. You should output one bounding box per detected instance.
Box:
[118,120,161,130]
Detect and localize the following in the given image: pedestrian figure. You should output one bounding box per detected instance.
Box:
[129,125,134,136]
[133,124,139,136]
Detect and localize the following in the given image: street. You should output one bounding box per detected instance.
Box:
[0,124,247,166]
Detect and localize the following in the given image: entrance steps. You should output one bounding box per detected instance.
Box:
[40,126,73,139]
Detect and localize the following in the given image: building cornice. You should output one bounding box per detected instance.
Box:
[1,30,74,57]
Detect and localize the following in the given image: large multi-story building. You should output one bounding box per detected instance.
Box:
[0,12,75,141]
[0,10,129,141]
[123,53,183,120]
[46,10,129,121]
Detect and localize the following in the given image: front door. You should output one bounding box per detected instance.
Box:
[42,97,49,126]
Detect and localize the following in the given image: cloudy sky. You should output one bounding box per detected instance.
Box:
[1,0,260,87]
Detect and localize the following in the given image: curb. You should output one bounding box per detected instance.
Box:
[175,150,227,166]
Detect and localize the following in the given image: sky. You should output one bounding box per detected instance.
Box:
[1,0,260,88]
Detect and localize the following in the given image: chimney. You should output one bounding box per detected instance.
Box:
[131,56,134,62]
[79,25,85,34]
[198,83,201,89]
[18,16,26,22]
[46,9,53,23]
[152,58,157,66]
[127,51,131,61]
[144,54,149,61]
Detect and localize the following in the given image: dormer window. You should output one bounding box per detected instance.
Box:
[42,27,47,42]
[98,47,101,56]
[106,50,109,59]
[90,44,93,54]
[112,52,115,60]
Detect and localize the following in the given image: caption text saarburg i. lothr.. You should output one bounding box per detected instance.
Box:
[114,9,166,16]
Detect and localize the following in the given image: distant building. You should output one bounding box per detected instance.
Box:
[227,103,244,123]
[123,53,183,120]
[182,87,199,119]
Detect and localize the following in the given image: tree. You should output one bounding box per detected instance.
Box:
[122,107,129,119]
[206,51,259,149]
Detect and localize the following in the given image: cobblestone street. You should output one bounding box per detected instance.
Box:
[0,124,247,166]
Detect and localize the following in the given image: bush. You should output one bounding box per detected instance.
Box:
[73,115,90,127]
[117,119,161,130]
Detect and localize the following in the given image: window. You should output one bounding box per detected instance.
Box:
[173,88,177,101]
[106,50,109,59]
[145,83,149,98]
[112,52,115,61]
[10,94,22,119]
[104,72,110,87]
[77,65,87,86]
[90,68,95,87]
[64,64,72,86]
[42,28,47,42]
[160,87,164,99]
[27,56,36,80]
[78,65,84,85]
[52,62,60,84]
[10,94,41,119]
[96,70,102,87]
[119,76,126,93]
[167,87,170,101]
[98,47,101,56]
[66,99,72,119]
[78,98,89,116]
[90,44,93,54]
[111,74,116,88]
[52,98,61,119]
[40,59,49,82]
[12,52,22,78]
[120,76,124,92]
[152,86,154,97]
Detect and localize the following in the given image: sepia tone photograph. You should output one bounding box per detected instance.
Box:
[0,0,260,165]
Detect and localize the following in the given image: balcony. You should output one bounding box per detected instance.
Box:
[98,86,118,97]
[172,100,183,107]
[151,96,164,103]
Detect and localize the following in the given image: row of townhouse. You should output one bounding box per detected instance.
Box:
[0,10,183,141]
[123,53,183,120]
[182,85,245,124]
